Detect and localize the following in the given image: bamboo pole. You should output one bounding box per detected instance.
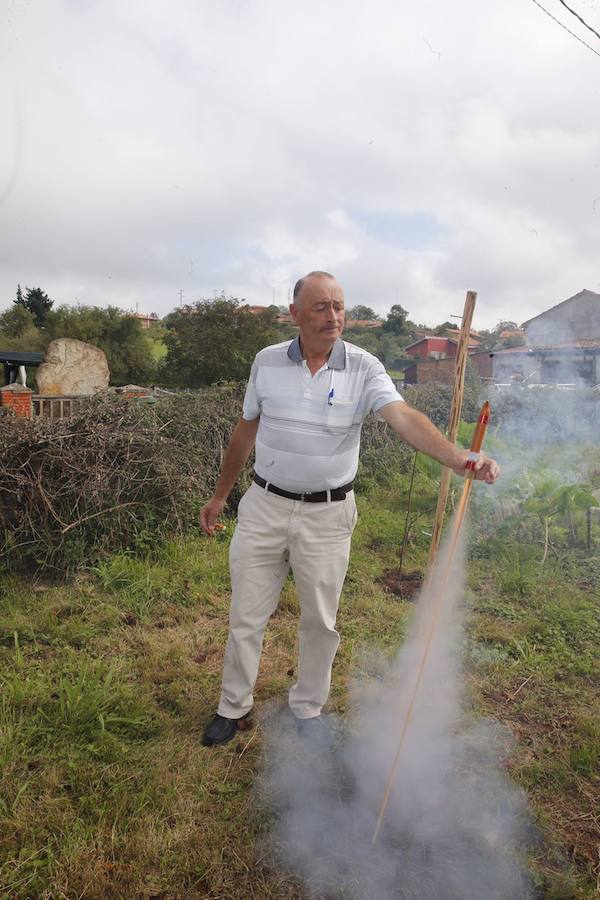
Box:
[426,291,477,572]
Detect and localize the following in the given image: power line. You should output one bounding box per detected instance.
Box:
[556,0,600,41]
[529,0,600,58]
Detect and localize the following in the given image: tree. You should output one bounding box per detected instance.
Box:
[376,332,410,370]
[477,320,525,351]
[343,329,380,356]
[0,304,37,338]
[0,304,43,351]
[162,296,277,387]
[14,286,54,326]
[347,305,378,320]
[261,305,281,326]
[433,320,456,335]
[382,304,409,335]
[44,305,159,385]
[499,333,526,349]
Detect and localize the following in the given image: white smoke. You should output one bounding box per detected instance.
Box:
[259,525,533,899]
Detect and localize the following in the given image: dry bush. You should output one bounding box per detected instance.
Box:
[0,385,415,577]
[0,386,248,576]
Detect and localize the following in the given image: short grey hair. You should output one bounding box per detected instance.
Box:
[292,271,335,302]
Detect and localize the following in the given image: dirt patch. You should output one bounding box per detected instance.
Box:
[376,568,423,600]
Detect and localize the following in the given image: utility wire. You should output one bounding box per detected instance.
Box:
[530,0,600,58]
[557,0,600,41]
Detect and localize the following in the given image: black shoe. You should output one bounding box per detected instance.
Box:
[201,713,240,747]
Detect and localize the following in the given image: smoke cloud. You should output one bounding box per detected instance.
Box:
[259,529,533,899]
[485,302,600,498]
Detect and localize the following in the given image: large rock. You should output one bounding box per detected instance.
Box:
[36,339,110,396]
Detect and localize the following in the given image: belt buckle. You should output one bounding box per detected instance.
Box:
[300,491,312,502]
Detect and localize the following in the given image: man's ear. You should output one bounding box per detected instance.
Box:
[289,303,299,323]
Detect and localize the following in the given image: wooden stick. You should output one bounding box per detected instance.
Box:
[426,291,477,572]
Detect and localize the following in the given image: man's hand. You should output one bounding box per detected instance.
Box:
[201,496,226,536]
[200,416,259,536]
[452,450,500,483]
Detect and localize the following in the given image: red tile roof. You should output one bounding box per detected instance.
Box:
[493,340,600,354]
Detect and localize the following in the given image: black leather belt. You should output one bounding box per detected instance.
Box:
[253,473,353,502]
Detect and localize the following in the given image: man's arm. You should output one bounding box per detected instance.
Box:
[200,416,260,535]
[378,401,500,483]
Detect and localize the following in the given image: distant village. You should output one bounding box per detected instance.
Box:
[2,288,599,398]
[136,287,600,388]
[401,289,600,388]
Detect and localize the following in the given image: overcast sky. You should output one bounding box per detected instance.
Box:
[1,0,599,329]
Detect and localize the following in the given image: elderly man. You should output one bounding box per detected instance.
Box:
[200,271,499,746]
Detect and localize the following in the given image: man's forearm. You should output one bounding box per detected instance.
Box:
[213,417,260,501]
[379,401,462,469]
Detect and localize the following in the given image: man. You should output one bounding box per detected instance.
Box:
[200,271,499,746]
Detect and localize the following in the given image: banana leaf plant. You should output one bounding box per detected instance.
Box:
[521,473,596,561]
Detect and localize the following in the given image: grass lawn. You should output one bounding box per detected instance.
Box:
[1,484,598,898]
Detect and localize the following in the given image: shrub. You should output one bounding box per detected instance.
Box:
[402,381,483,430]
[0,386,248,576]
[0,384,427,577]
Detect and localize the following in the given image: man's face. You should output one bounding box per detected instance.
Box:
[290,277,345,347]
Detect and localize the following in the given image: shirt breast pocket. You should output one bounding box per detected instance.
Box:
[327,397,357,428]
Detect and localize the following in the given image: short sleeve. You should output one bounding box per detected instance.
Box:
[242,358,261,420]
[363,356,404,414]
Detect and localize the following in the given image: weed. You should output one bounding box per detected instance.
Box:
[0,477,598,896]
[496,548,537,596]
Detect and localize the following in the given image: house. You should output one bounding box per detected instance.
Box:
[404,334,480,361]
[404,357,455,385]
[245,305,295,325]
[490,342,600,386]
[406,290,600,387]
[493,289,600,386]
[403,349,493,386]
[131,311,160,329]
[344,318,382,329]
[522,289,600,344]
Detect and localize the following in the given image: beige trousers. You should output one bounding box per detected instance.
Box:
[217,482,358,720]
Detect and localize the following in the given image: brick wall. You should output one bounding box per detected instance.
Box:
[412,358,455,384]
[470,351,494,379]
[0,384,33,418]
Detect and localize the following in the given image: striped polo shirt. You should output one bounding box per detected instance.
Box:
[242,337,403,492]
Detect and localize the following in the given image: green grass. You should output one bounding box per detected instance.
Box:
[466,546,600,898]
[0,492,599,897]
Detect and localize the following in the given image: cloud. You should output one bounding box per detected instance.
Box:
[1,0,599,326]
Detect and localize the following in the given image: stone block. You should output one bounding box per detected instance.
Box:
[36,339,110,396]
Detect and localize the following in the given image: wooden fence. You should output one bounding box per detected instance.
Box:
[32,396,89,419]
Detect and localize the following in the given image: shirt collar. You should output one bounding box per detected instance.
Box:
[287,336,346,370]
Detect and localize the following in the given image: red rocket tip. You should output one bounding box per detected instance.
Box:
[470,401,491,454]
